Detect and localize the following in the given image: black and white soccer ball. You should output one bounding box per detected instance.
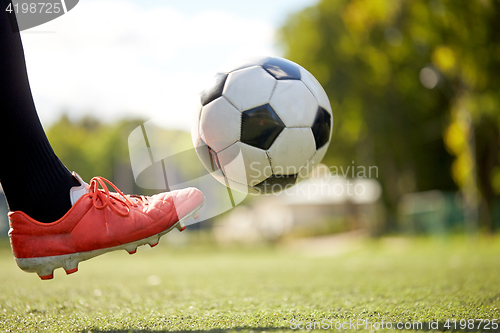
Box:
[192,56,333,194]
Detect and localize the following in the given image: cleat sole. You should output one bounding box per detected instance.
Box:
[15,201,204,280]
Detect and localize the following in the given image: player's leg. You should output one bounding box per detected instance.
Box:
[1,1,204,280]
[0,0,80,223]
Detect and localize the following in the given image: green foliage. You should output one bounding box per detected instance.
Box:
[46,115,144,183]
[45,115,203,197]
[279,0,500,230]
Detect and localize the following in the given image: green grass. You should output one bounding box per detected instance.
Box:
[0,235,499,332]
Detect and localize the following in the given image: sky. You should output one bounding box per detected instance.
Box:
[20,0,318,131]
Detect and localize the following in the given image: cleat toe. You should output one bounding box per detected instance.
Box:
[149,242,159,248]
[127,249,137,255]
[179,226,186,232]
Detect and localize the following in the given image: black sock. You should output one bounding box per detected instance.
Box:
[0,0,80,223]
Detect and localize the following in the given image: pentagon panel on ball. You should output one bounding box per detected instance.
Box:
[259,57,301,80]
[192,56,334,195]
[311,107,332,150]
[200,73,228,106]
[240,104,285,150]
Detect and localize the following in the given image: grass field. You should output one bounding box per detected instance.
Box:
[0,233,499,332]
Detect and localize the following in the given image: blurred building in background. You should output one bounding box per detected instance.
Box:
[214,166,383,243]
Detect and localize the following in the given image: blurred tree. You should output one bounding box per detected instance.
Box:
[46,115,145,192]
[46,115,202,197]
[280,0,500,232]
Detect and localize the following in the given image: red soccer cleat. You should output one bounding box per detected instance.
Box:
[8,173,204,280]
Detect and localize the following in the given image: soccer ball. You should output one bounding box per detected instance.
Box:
[192,56,333,194]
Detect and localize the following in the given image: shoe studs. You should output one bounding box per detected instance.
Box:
[39,273,54,280]
[124,244,138,254]
[36,261,80,280]
[176,220,186,232]
[63,260,79,275]
[65,267,78,275]
[147,236,160,248]
[193,206,203,220]
[37,267,55,280]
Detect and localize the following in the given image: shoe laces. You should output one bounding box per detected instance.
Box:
[88,177,138,217]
